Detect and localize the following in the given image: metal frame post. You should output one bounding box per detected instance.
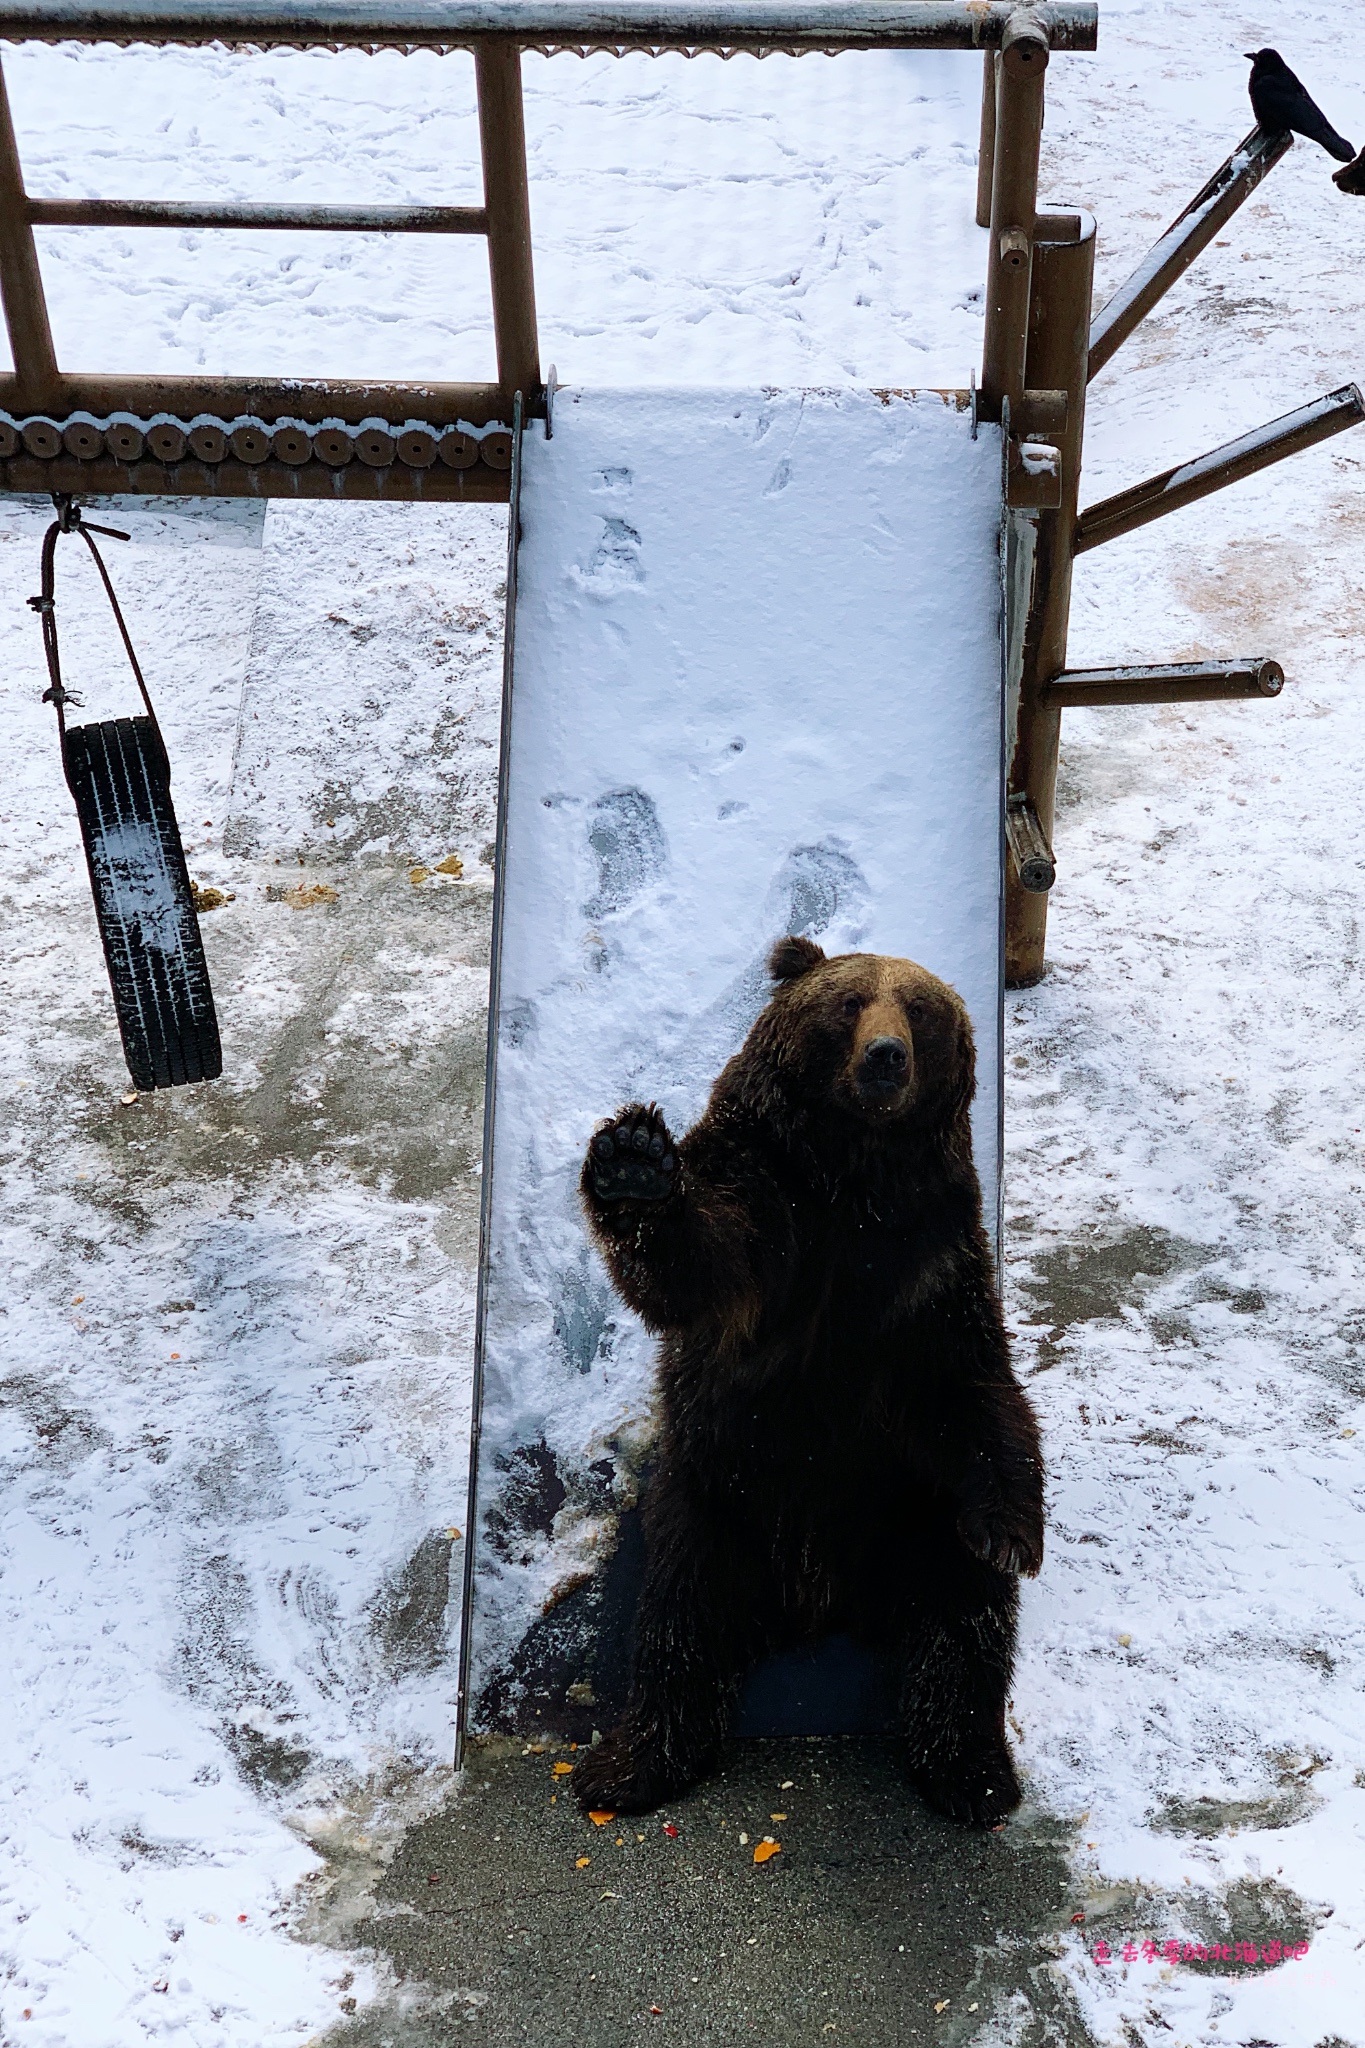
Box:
[1004,213,1095,987]
[0,54,57,408]
[975,50,997,229]
[979,12,1048,420]
[475,40,541,406]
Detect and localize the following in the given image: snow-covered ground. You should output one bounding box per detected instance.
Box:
[2,1,1364,2043]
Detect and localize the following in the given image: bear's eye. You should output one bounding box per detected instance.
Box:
[841,994,863,1019]
[905,999,926,1024]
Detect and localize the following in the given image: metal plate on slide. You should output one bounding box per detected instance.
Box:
[461,387,1004,1746]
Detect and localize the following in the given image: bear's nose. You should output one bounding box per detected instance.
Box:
[862,1035,909,1076]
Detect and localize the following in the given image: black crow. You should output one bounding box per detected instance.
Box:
[1246,48,1355,162]
[1333,148,1365,195]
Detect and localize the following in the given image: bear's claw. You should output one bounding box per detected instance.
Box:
[587,1104,679,1204]
[957,1502,1044,1579]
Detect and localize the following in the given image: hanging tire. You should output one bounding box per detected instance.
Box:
[63,715,222,1090]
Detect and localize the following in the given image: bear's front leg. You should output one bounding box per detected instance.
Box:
[955,1444,1045,1580]
[580,1103,775,1335]
[915,1284,1045,1581]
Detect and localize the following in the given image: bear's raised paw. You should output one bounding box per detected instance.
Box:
[586,1104,679,1205]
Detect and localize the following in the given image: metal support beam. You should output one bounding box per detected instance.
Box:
[1004,210,1094,988]
[476,40,541,404]
[1043,657,1285,706]
[0,56,58,409]
[1088,126,1292,381]
[27,198,488,234]
[0,1,1101,55]
[0,373,509,426]
[975,50,996,229]
[979,10,1048,421]
[1074,384,1365,553]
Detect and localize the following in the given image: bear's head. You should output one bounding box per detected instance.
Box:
[738,935,975,1136]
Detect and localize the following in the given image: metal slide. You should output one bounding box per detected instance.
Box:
[459,386,1004,1754]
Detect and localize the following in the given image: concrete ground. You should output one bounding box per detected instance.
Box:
[314,1740,1098,2048]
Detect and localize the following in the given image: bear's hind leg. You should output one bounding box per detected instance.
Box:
[896,1557,1022,1828]
[573,1531,748,1815]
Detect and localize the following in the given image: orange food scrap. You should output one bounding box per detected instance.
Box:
[649,2006,663,2016]
[576,1856,591,1869]
[770,1812,787,1821]
[551,1761,573,1776]
[753,1838,782,1865]
[588,1811,615,1826]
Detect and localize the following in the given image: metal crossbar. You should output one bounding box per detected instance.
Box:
[0,2,1100,54]
[26,199,488,233]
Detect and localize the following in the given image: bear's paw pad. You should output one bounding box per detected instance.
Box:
[587,1104,678,1204]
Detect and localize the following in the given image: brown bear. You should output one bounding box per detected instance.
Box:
[571,937,1043,1827]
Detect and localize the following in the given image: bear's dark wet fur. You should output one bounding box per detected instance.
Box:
[573,937,1043,1827]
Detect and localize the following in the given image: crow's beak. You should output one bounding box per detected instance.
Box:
[1243,51,1256,59]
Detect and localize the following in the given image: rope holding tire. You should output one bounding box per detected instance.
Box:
[31,494,222,1092]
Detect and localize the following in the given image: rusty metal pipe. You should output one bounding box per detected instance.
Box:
[979,10,1048,420]
[975,50,996,229]
[476,40,540,402]
[27,197,489,233]
[1004,210,1095,988]
[0,1,1101,54]
[0,372,510,425]
[1074,384,1365,553]
[1043,657,1285,706]
[1005,793,1054,893]
[1088,127,1293,382]
[0,56,58,408]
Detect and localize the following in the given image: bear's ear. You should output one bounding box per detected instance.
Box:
[769,934,826,985]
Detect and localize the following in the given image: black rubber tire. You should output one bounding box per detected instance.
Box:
[63,715,222,1090]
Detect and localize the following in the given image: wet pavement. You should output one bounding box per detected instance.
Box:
[317,1737,1098,2047]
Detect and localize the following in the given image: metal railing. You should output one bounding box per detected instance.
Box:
[0,1,1100,55]
[0,0,1096,502]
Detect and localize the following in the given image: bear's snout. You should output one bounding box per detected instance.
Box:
[858,1032,912,1102]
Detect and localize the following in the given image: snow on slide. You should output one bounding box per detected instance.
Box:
[464,385,1004,1735]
